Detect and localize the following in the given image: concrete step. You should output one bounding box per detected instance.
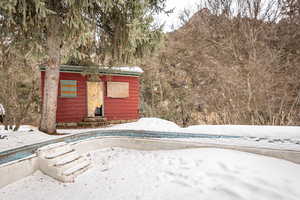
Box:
[37,142,72,158]
[56,123,78,129]
[62,163,92,182]
[37,142,67,152]
[55,156,88,171]
[48,150,80,165]
[63,160,90,176]
[53,152,82,167]
[83,117,107,122]
[78,121,108,128]
[44,148,75,159]
[68,163,91,178]
[36,143,92,183]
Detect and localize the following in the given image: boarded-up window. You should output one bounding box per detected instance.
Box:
[60,80,77,98]
[107,82,129,98]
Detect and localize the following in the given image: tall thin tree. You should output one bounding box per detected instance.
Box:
[0,0,167,134]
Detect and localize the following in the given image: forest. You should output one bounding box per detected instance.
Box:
[142,0,300,126]
[0,0,299,132]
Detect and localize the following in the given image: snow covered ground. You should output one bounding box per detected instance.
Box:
[1,118,300,152]
[1,119,300,199]
[104,118,300,150]
[0,126,65,152]
[182,124,300,139]
[103,118,300,139]
[104,118,300,139]
[1,148,300,200]
[105,118,181,132]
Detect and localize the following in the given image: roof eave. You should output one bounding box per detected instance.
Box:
[39,65,143,77]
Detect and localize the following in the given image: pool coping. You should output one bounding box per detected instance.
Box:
[1,129,300,166]
[0,129,241,165]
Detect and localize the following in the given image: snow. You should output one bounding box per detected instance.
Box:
[107,118,300,139]
[1,118,300,152]
[1,148,300,200]
[182,125,300,139]
[107,118,180,132]
[105,118,300,139]
[104,66,144,73]
[1,119,300,199]
[0,126,63,152]
[174,137,300,151]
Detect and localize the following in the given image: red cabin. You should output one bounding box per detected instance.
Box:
[40,65,143,127]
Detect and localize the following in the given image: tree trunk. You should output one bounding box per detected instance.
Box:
[39,16,61,134]
[13,118,21,131]
[4,118,8,130]
[9,123,13,130]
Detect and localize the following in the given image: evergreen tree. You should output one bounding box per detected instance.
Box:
[0,0,167,134]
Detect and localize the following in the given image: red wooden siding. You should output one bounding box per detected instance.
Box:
[57,73,87,122]
[102,75,140,121]
[41,72,140,123]
[41,72,87,123]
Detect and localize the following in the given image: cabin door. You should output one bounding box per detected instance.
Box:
[87,82,104,117]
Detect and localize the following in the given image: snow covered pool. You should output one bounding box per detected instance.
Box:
[1,118,300,199]
[1,147,300,200]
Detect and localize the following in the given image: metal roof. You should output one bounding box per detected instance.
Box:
[40,65,143,77]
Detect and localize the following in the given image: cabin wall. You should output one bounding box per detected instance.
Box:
[102,76,140,121]
[41,72,140,123]
[41,72,87,123]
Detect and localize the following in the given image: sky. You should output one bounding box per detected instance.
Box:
[155,0,200,32]
[156,0,279,31]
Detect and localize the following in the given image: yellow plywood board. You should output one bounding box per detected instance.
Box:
[107,82,129,98]
[87,82,103,117]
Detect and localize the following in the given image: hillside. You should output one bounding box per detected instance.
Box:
[141,8,300,126]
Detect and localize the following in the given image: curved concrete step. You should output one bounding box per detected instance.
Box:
[45,148,75,159]
[36,143,92,183]
[77,121,108,128]
[63,160,90,176]
[48,150,79,165]
[37,142,67,152]
[55,157,87,172]
[83,117,107,122]
[37,143,71,158]
[54,153,82,167]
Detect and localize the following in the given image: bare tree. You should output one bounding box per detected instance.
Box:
[141,0,300,126]
[0,48,39,131]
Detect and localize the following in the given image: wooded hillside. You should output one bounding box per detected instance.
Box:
[141,1,300,126]
[1,0,299,128]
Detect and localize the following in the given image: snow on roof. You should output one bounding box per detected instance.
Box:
[105,66,144,74]
[40,65,144,76]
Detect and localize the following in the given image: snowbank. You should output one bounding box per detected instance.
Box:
[1,148,299,200]
[107,118,180,132]
[108,118,300,139]
[0,126,63,152]
[1,118,300,152]
[181,125,300,139]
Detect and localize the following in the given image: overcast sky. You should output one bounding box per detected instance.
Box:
[155,0,200,32]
